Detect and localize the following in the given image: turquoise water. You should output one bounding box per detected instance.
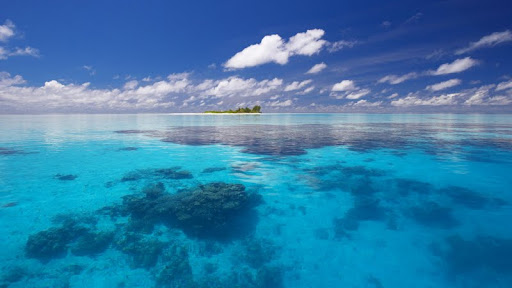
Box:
[1,113,512,288]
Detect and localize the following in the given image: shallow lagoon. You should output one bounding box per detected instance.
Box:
[1,113,512,288]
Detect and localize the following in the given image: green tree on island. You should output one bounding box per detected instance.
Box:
[204,105,262,114]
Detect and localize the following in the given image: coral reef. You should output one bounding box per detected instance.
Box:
[121,182,261,239]
[54,174,78,181]
[121,167,193,182]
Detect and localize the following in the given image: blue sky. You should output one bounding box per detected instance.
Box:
[1,0,512,113]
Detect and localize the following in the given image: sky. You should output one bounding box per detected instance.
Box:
[1,0,512,113]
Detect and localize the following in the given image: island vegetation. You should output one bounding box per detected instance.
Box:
[204,105,261,114]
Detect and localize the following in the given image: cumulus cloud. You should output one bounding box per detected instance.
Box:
[306,62,327,74]
[0,20,15,42]
[456,30,512,55]
[426,79,461,91]
[331,80,370,100]
[390,84,512,107]
[430,57,479,75]
[378,72,418,84]
[332,80,356,91]
[0,72,25,87]
[123,80,139,90]
[496,79,512,91]
[0,72,194,112]
[284,79,312,91]
[224,29,327,69]
[201,77,282,98]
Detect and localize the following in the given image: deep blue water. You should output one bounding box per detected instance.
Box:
[1,113,512,288]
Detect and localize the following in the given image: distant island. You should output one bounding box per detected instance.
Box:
[204,105,261,114]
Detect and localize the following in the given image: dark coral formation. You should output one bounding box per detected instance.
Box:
[26,226,83,260]
[393,178,433,196]
[70,231,114,256]
[0,147,35,156]
[439,186,507,210]
[241,238,278,269]
[202,167,227,173]
[156,245,194,288]
[118,147,139,151]
[114,233,168,268]
[408,201,459,229]
[54,174,78,181]
[433,235,512,284]
[334,196,388,238]
[120,182,261,239]
[121,167,193,182]
[26,216,113,261]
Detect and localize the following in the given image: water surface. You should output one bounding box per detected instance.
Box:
[1,114,511,288]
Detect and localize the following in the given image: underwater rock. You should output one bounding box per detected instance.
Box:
[333,196,387,238]
[157,245,195,288]
[242,238,278,269]
[118,147,139,151]
[2,202,17,208]
[70,231,114,256]
[255,266,284,288]
[341,166,386,177]
[54,174,78,181]
[25,224,87,261]
[170,183,260,237]
[314,228,330,240]
[202,167,227,173]
[120,167,192,182]
[121,181,261,238]
[394,178,433,196]
[439,186,507,210]
[409,201,458,229]
[434,235,512,280]
[114,233,167,269]
[0,147,35,156]
[1,266,27,285]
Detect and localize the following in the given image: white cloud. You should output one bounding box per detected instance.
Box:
[430,57,479,75]
[378,72,418,84]
[306,62,327,74]
[0,20,15,42]
[496,79,512,91]
[328,40,357,52]
[9,46,40,57]
[224,29,327,69]
[349,99,382,107]
[0,72,25,87]
[456,30,512,55]
[389,84,512,107]
[284,79,312,91]
[82,65,96,76]
[388,93,399,99]
[123,80,139,90]
[426,79,461,91]
[201,76,282,97]
[267,99,292,107]
[330,80,370,100]
[300,86,315,94]
[332,80,356,91]
[345,88,370,100]
[391,93,459,106]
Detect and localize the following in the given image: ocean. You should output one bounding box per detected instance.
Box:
[1,113,511,288]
